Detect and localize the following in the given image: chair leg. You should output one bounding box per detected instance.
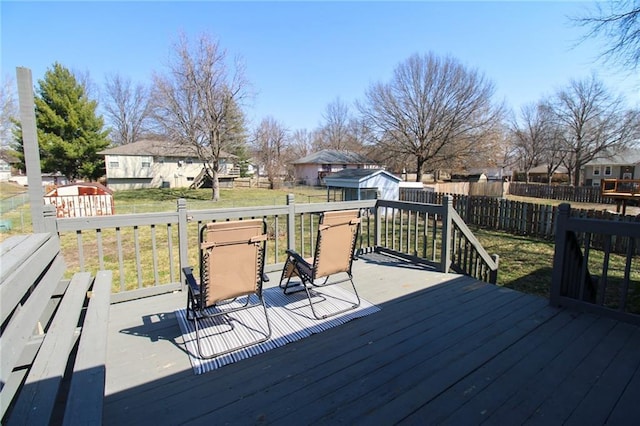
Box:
[304,274,361,320]
[192,297,272,360]
[279,258,305,294]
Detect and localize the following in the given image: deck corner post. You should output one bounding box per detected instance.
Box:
[490,254,500,284]
[287,194,295,250]
[177,198,188,291]
[43,204,58,234]
[550,203,571,307]
[441,195,453,273]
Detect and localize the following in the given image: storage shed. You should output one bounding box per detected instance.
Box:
[324,169,401,201]
[44,182,115,218]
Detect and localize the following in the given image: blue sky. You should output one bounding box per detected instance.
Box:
[2,1,639,132]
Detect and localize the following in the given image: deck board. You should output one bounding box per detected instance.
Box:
[103,253,640,425]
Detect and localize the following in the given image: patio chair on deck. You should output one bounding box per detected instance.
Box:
[279,209,361,319]
[182,219,272,359]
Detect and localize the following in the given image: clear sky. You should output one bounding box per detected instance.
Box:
[2,1,639,132]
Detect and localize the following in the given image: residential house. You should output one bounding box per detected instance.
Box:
[324,168,402,201]
[0,149,18,182]
[583,148,640,187]
[98,139,237,191]
[292,149,380,187]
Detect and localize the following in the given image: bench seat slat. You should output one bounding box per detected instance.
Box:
[63,270,112,425]
[0,256,67,390]
[0,234,52,283]
[1,235,64,325]
[8,272,93,425]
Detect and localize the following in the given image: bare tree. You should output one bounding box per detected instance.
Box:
[317,97,357,151]
[289,128,313,159]
[358,53,503,182]
[511,102,560,182]
[152,33,249,200]
[548,74,640,186]
[252,116,288,188]
[103,73,153,145]
[574,0,640,71]
[1,74,17,147]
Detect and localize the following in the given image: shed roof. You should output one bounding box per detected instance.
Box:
[293,149,376,165]
[99,139,235,159]
[324,168,401,184]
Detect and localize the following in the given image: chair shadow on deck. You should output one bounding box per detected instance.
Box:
[119,311,191,357]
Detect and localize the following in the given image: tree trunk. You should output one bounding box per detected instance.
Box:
[211,169,220,201]
[573,161,582,187]
[415,157,424,183]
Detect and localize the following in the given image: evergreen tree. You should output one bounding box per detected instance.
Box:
[13,63,110,181]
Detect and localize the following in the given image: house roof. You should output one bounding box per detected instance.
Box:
[324,168,401,184]
[292,149,376,165]
[584,148,640,167]
[98,139,235,159]
[528,164,569,174]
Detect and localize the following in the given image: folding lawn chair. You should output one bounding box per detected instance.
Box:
[183,219,272,359]
[279,209,361,319]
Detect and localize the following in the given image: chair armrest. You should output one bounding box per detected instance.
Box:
[285,249,307,266]
[182,266,199,294]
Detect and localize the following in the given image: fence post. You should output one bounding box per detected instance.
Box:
[177,198,188,292]
[550,203,571,307]
[440,195,453,274]
[287,194,296,250]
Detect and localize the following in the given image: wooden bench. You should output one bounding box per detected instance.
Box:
[1,233,112,425]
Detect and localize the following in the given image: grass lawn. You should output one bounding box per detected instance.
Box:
[472,227,555,298]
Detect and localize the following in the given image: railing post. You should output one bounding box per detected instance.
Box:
[440,195,453,274]
[550,203,571,307]
[489,254,500,284]
[43,204,58,234]
[178,198,188,292]
[287,194,295,251]
[375,200,382,248]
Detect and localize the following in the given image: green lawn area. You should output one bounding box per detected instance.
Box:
[472,228,555,298]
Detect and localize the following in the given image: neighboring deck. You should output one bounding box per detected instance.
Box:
[104,253,640,425]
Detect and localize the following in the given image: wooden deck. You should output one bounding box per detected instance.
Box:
[103,253,640,425]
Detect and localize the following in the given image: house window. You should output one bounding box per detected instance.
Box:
[592,179,601,187]
[109,161,119,168]
[604,166,612,176]
[186,158,193,164]
[593,166,600,176]
[141,156,152,168]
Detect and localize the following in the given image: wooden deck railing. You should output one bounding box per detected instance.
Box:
[601,178,640,195]
[551,203,640,324]
[47,195,499,303]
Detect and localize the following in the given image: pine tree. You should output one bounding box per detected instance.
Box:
[14,63,110,181]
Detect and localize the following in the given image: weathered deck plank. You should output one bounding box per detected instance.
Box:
[103,253,640,425]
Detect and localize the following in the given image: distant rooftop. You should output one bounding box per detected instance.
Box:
[99,139,235,159]
[325,168,401,181]
[293,149,376,165]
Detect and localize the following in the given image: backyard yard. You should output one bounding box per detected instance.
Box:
[1,182,637,309]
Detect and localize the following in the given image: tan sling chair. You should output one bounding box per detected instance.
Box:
[279,209,361,319]
[183,219,272,359]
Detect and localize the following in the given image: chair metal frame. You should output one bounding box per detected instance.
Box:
[279,209,361,319]
[183,219,272,359]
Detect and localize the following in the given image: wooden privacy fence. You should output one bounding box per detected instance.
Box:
[401,188,640,254]
[508,182,614,204]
